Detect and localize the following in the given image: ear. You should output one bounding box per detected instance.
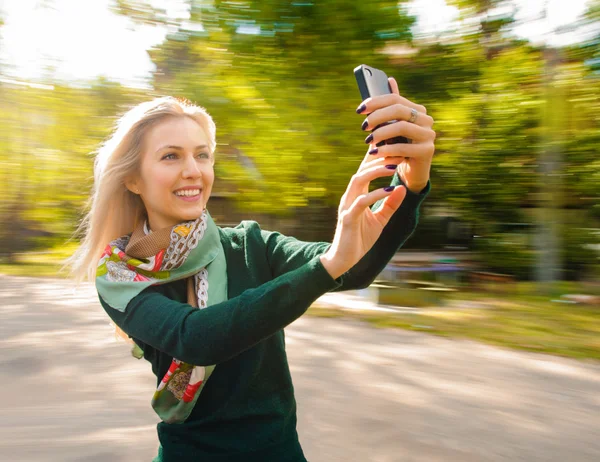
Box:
[124,177,140,195]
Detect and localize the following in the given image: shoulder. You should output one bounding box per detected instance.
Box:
[217,220,275,282]
[218,219,264,234]
[217,220,269,246]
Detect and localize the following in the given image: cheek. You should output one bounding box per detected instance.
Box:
[201,166,215,190]
[145,165,174,191]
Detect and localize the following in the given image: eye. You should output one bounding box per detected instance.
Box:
[197,152,210,159]
[162,152,177,160]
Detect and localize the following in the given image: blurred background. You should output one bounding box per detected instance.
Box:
[1,1,600,461]
[1,0,599,345]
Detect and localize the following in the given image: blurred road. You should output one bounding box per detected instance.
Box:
[1,274,599,462]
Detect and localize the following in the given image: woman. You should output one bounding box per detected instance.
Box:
[67,76,434,461]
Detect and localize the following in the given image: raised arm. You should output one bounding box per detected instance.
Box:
[262,78,434,289]
[260,171,429,291]
[335,173,429,289]
[99,254,342,366]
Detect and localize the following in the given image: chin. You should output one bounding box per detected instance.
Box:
[180,206,206,221]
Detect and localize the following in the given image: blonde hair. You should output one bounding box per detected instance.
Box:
[63,96,216,342]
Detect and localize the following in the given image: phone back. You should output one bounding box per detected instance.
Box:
[354,64,391,100]
[353,64,409,146]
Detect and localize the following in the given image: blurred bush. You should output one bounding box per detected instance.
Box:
[0,0,598,283]
[377,286,450,308]
[562,227,600,281]
[475,231,537,280]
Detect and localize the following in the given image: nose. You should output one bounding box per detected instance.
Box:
[181,153,202,179]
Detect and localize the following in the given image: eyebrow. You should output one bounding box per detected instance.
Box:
[155,144,209,154]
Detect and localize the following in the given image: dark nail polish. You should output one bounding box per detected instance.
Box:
[361,119,368,131]
[356,103,366,114]
[368,148,378,155]
[384,186,396,192]
[385,164,397,170]
[364,133,373,144]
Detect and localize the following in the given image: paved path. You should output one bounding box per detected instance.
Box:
[1,275,599,461]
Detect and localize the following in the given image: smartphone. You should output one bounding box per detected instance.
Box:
[354,64,409,145]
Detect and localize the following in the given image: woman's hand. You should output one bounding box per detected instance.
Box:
[357,77,435,194]
[320,151,408,280]
[320,79,435,279]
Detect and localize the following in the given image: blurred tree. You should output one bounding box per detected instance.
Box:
[111,0,416,223]
[396,0,599,280]
[0,79,144,257]
[0,0,597,280]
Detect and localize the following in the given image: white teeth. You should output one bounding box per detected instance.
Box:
[175,189,201,196]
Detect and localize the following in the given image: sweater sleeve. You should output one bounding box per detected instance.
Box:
[99,254,342,366]
[260,172,430,291]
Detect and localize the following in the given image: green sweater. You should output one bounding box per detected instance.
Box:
[99,175,429,462]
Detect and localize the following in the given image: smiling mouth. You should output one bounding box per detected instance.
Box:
[174,189,202,197]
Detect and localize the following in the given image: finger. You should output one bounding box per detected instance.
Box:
[366,120,435,146]
[342,163,399,209]
[364,141,435,161]
[345,185,407,226]
[360,145,397,167]
[389,77,400,95]
[359,143,404,168]
[386,81,427,114]
[359,152,413,171]
[371,185,407,226]
[357,92,427,116]
[362,103,434,129]
[353,163,399,189]
[359,152,393,169]
[398,95,427,115]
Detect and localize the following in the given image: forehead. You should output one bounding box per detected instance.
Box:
[144,116,209,151]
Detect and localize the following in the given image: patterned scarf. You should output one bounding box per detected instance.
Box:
[95,209,228,424]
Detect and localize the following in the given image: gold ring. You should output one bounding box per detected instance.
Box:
[408,108,418,124]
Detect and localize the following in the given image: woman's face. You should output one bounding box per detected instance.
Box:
[129,116,214,230]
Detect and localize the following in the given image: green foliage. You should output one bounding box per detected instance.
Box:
[561,227,600,281]
[475,232,537,280]
[141,0,417,214]
[0,0,598,281]
[0,81,146,254]
[377,287,451,307]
